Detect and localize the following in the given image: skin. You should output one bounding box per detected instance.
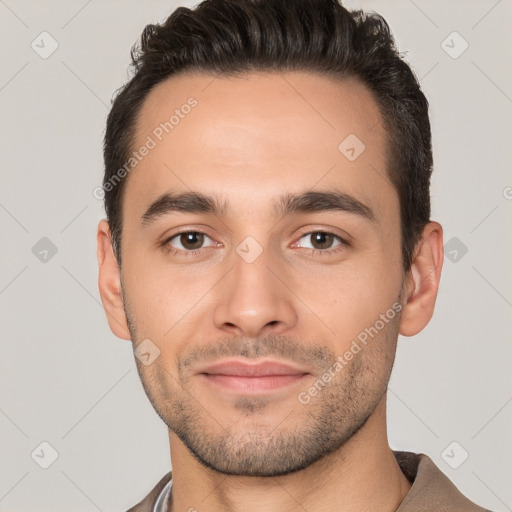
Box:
[97,71,443,512]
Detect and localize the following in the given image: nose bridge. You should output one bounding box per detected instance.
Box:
[212,237,297,337]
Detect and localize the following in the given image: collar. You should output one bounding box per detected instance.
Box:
[142,451,490,512]
[153,478,172,512]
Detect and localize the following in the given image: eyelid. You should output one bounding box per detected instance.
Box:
[290,230,350,252]
[159,224,217,243]
[162,228,220,251]
[291,226,352,246]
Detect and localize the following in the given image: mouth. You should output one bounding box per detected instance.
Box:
[197,358,311,394]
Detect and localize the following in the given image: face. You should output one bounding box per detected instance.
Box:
[117,71,406,476]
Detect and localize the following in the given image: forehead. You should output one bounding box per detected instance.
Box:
[124,70,397,224]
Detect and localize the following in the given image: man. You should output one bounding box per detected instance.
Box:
[96,0,492,510]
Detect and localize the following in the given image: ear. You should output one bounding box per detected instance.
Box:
[97,219,131,340]
[399,221,444,337]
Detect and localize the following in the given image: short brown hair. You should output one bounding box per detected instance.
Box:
[103,0,433,271]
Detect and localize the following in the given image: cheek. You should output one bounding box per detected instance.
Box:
[306,252,402,349]
[121,256,174,335]
[122,254,217,338]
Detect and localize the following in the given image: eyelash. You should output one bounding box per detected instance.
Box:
[161,230,349,257]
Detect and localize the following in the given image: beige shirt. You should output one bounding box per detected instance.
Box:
[125,451,492,512]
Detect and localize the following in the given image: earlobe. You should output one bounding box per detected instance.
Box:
[399,222,444,337]
[97,219,132,341]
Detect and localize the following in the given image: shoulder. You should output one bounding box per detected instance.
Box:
[395,451,493,512]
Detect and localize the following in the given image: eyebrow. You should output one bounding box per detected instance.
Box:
[140,189,376,227]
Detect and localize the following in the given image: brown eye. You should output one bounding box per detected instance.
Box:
[179,232,204,250]
[166,231,214,252]
[295,231,347,253]
[310,232,335,249]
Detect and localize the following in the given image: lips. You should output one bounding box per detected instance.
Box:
[198,359,309,377]
[197,359,311,394]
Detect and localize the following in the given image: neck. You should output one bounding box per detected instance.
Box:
[167,397,411,512]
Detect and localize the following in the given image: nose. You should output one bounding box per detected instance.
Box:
[212,245,298,338]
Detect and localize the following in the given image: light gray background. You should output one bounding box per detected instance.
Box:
[1,0,511,511]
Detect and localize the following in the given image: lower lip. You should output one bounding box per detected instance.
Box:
[201,374,308,393]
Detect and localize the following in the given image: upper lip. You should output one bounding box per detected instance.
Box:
[198,358,310,377]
